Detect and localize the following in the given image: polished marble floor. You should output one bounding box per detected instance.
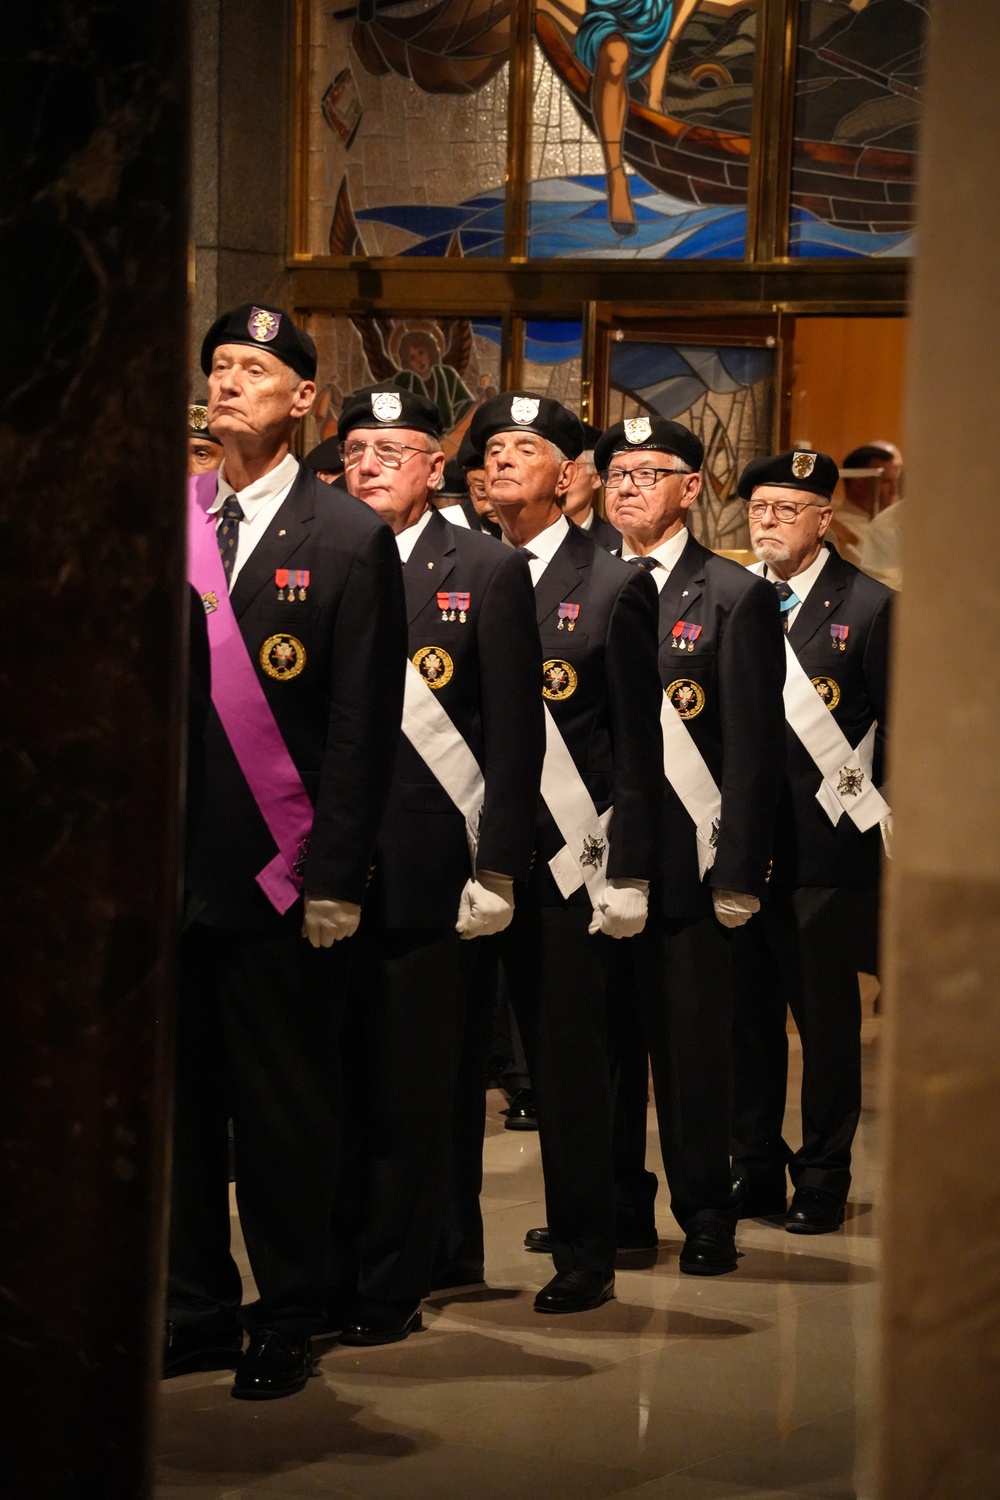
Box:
[157,1001,881,1500]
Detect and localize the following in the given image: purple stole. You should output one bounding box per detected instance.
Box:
[187,474,313,914]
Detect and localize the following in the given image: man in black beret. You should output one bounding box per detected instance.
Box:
[468,391,663,1313]
[731,449,893,1233]
[563,421,621,552]
[326,385,544,1341]
[188,400,223,476]
[303,436,346,488]
[167,307,407,1398]
[579,414,786,1274]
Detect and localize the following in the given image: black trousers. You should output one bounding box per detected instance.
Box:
[499,903,616,1276]
[630,912,738,1232]
[606,942,658,1217]
[731,885,873,1201]
[168,917,346,1338]
[331,924,470,1305]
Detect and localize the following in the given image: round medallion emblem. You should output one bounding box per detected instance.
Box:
[542,658,578,701]
[259,633,306,681]
[666,678,705,720]
[412,645,454,689]
[811,674,841,711]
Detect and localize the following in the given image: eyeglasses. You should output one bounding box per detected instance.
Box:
[602,466,689,489]
[746,499,827,523]
[342,439,430,469]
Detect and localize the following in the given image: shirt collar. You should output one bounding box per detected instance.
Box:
[763,542,831,604]
[578,508,595,531]
[523,512,570,562]
[395,505,433,562]
[209,452,300,520]
[621,525,689,578]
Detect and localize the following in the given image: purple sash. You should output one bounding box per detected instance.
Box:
[187,474,313,913]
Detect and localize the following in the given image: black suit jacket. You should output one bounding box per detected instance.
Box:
[188,465,407,929]
[372,510,544,928]
[654,533,786,920]
[762,544,893,889]
[459,496,503,539]
[528,522,663,907]
[584,511,622,553]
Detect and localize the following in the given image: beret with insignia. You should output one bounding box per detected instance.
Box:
[737,449,839,501]
[200,303,318,382]
[338,383,443,440]
[594,416,703,475]
[470,391,585,461]
[188,400,222,444]
[303,437,343,474]
[457,431,484,471]
[438,459,470,499]
[842,443,895,471]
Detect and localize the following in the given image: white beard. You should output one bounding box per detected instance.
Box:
[752,535,791,564]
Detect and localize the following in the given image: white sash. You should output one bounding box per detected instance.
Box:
[660,692,722,879]
[401,659,484,862]
[782,639,890,834]
[542,706,612,910]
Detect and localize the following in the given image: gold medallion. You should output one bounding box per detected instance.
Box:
[811,674,841,711]
[666,678,705,720]
[542,658,578,701]
[259,633,306,680]
[412,645,454,689]
[792,451,816,479]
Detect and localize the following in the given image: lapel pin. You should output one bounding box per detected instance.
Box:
[278,529,287,537]
[681,590,689,598]
[428,561,434,569]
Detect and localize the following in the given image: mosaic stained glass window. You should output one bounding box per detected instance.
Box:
[607,340,776,548]
[788,0,928,259]
[305,313,502,454]
[529,2,757,259]
[308,0,510,259]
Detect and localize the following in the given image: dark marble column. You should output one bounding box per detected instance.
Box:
[0,8,189,1498]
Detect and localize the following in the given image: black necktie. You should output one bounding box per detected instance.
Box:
[216,496,244,585]
[516,546,536,560]
[628,556,660,573]
[772,578,799,633]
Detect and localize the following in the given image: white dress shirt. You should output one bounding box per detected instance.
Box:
[209,452,300,590]
[395,506,434,562]
[756,544,831,627]
[620,524,690,594]
[521,512,570,586]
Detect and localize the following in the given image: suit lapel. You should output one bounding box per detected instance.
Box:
[657,533,706,645]
[404,509,455,624]
[788,545,848,651]
[534,524,589,629]
[230,467,316,620]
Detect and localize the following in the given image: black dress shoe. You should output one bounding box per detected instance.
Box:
[504,1089,538,1130]
[732,1175,788,1219]
[231,1327,315,1400]
[534,1268,615,1313]
[339,1300,423,1346]
[785,1186,846,1234]
[678,1221,739,1276]
[163,1311,243,1377]
[524,1225,553,1253]
[525,1221,656,1254]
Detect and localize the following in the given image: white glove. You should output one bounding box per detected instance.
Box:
[302,896,362,947]
[712,890,760,929]
[455,870,515,940]
[588,879,649,939]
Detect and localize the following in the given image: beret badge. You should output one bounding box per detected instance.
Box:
[792,451,817,479]
[248,307,281,343]
[511,395,540,424]
[624,417,652,444]
[372,390,403,421]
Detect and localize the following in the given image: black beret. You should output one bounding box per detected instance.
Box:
[338,383,443,440]
[470,392,585,461]
[738,449,839,502]
[457,431,484,471]
[303,437,343,474]
[842,444,895,471]
[580,421,602,452]
[438,459,469,499]
[594,416,703,475]
[200,303,317,382]
[188,401,222,444]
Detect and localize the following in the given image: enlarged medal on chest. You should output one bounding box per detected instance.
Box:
[412,645,454,689]
[811,674,841,710]
[260,633,306,680]
[666,677,705,719]
[542,658,578,701]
